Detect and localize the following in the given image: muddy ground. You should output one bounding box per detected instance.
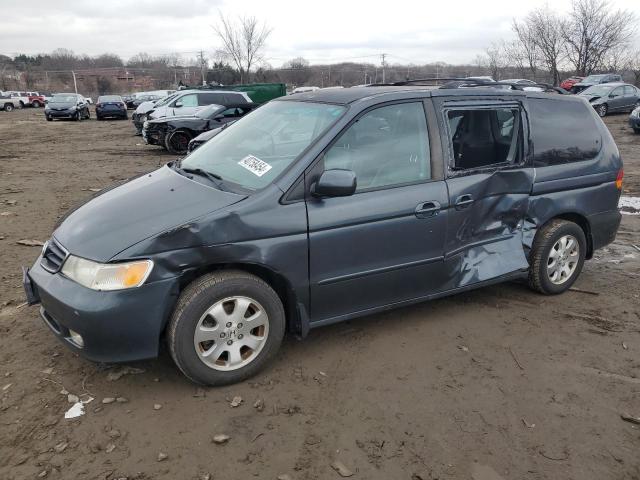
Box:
[0,108,639,480]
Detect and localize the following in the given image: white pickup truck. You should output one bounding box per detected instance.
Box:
[0,94,21,112]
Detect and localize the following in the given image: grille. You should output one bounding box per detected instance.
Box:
[40,238,68,273]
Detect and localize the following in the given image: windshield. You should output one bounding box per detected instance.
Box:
[581,85,614,96]
[153,92,180,107]
[182,101,346,190]
[50,94,77,103]
[582,75,606,83]
[196,104,223,119]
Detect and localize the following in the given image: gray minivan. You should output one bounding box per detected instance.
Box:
[24,83,623,385]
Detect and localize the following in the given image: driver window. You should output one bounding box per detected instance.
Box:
[611,88,622,97]
[323,102,431,191]
[175,94,197,107]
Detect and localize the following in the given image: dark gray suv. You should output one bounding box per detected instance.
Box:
[24,84,623,385]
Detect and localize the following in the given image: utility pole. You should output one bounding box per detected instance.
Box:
[381,53,387,83]
[199,50,207,86]
[72,70,77,93]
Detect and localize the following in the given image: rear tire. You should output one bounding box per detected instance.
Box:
[32,100,41,108]
[4,103,14,112]
[528,219,586,295]
[167,270,285,386]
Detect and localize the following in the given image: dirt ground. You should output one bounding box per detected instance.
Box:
[0,107,639,480]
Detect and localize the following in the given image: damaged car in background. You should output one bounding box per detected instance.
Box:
[579,82,640,117]
[23,82,623,386]
[143,103,256,154]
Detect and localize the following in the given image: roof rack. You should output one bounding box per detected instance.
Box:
[368,78,569,94]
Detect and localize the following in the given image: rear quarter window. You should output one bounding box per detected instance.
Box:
[528,98,601,167]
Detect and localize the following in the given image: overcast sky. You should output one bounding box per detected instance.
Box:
[1,0,638,66]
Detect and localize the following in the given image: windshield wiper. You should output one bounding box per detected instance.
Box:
[171,162,227,190]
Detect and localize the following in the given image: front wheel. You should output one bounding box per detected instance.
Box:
[528,219,586,295]
[32,100,41,108]
[596,104,608,117]
[167,271,285,386]
[4,103,14,112]
[165,129,192,155]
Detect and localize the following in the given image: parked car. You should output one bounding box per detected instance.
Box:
[23,85,623,386]
[122,94,135,108]
[132,93,163,108]
[501,79,544,91]
[132,93,179,135]
[291,86,320,94]
[143,103,256,154]
[95,95,128,120]
[0,94,21,112]
[27,93,46,107]
[579,82,640,117]
[40,91,54,104]
[187,126,227,152]
[44,93,91,121]
[146,90,251,121]
[629,106,640,133]
[84,97,94,105]
[571,74,622,93]
[560,76,584,91]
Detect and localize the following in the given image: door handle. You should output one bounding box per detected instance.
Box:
[415,201,441,218]
[454,194,474,210]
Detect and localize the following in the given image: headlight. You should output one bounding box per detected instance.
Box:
[61,256,153,291]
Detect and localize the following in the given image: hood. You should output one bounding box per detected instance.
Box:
[135,101,156,114]
[193,125,225,142]
[54,165,246,261]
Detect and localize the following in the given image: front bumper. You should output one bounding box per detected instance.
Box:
[24,255,178,363]
[46,109,77,118]
[142,125,163,145]
[97,108,127,118]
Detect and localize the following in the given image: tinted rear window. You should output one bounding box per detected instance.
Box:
[529,98,601,167]
[198,92,247,106]
[98,96,122,102]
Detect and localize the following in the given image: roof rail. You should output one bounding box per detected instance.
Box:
[368,78,569,94]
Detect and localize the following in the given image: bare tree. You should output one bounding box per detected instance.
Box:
[511,20,540,80]
[281,57,310,86]
[628,50,640,86]
[520,6,565,85]
[484,42,508,80]
[563,0,636,76]
[213,13,272,83]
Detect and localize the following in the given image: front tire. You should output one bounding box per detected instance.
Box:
[32,100,41,108]
[528,219,586,295]
[168,271,285,386]
[165,129,192,155]
[596,104,608,117]
[4,103,14,112]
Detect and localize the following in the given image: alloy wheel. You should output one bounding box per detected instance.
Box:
[193,296,269,371]
[546,234,579,285]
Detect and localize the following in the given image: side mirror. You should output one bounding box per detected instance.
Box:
[214,114,225,121]
[312,169,357,198]
[174,101,183,108]
[609,94,616,98]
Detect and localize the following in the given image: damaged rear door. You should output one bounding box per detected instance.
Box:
[436,96,534,288]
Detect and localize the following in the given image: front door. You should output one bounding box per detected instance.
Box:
[306,101,448,323]
[170,93,198,116]
[435,98,534,289]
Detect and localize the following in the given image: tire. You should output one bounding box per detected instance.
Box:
[4,103,14,112]
[167,270,285,386]
[32,100,41,108]
[528,219,587,295]
[46,115,52,121]
[596,104,608,117]
[85,109,90,120]
[19,101,24,108]
[96,115,102,121]
[165,129,192,155]
[74,112,81,121]
[634,127,640,134]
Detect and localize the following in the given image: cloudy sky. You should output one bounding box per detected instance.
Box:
[1,0,638,66]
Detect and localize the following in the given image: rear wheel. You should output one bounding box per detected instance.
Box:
[596,104,608,117]
[32,100,41,108]
[528,219,586,295]
[165,129,192,154]
[4,103,14,112]
[167,270,285,386]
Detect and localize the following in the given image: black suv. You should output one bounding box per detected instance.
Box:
[24,83,623,385]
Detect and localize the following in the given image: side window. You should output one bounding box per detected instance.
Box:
[611,87,623,97]
[624,85,636,96]
[220,107,242,118]
[528,98,601,167]
[198,92,220,106]
[446,107,521,170]
[323,102,430,191]
[176,94,197,107]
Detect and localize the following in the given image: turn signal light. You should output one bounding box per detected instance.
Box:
[615,169,623,189]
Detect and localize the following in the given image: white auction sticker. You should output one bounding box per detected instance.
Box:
[238,155,272,177]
